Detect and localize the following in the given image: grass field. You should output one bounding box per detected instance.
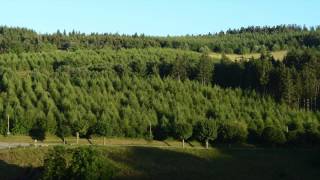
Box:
[0,135,204,148]
[0,145,319,180]
[209,50,287,61]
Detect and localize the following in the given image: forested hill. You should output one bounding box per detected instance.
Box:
[0,25,320,147]
[1,25,320,54]
[0,48,319,146]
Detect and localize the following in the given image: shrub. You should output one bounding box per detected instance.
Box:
[42,146,116,180]
[68,147,115,180]
[42,146,68,180]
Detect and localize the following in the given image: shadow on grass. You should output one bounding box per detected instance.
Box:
[0,160,41,180]
[108,146,320,180]
[186,141,194,147]
[0,146,319,180]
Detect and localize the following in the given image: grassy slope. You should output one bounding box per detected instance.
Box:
[209,50,287,61]
[0,145,319,180]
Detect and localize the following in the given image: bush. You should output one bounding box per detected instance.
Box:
[42,146,68,180]
[261,127,286,146]
[42,146,116,180]
[68,147,115,180]
[218,121,248,143]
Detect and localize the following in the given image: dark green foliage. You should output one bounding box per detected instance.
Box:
[214,48,320,112]
[68,147,115,180]
[29,125,46,141]
[175,123,193,141]
[154,116,171,140]
[42,146,115,180]
[172,54,187,81]
[262,127,286,146]
[42,146,68,180]
[198,52,213,85]
[218,121,248,143]
[196,120,218,142]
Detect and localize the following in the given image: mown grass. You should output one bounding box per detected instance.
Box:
[209,50,287,61]
[0,145,319,180]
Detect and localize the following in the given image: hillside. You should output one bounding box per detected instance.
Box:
[0,47,319,147]
[0,25,320,179]
[0,146,319,180]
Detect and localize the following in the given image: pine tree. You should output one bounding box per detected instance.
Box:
[198,52,213,85]
[172,54,187,81]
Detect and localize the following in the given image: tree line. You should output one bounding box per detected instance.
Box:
[1,25,320,54]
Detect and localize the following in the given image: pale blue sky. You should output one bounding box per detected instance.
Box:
[0,0,319,36]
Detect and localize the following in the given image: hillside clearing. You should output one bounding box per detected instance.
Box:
[209,50,287,61]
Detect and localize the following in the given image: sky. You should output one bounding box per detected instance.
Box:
[0,0,319,36]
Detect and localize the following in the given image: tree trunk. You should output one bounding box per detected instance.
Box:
[63,137,66,144]
[149,122,152,140]
[103,137,106,146]
[182,139,185,148]
[76,132,79,144]
[206,139,209,149]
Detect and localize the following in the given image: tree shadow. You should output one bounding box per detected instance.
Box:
[162,140,170,146]
[87,138,93,145]
[107,146,320,180]
[186,141,194,147]
[0,160,41,180]
[108,146,225,180]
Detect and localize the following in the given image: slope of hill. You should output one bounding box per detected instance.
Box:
[0,146,319,180]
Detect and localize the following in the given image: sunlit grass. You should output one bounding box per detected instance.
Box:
[209,50,287,61]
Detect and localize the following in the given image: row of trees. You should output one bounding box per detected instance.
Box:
[0,48,319,146]
[1,25,320,54]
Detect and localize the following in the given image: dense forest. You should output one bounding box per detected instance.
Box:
[0,25,320,146]
[1,25,320,54]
